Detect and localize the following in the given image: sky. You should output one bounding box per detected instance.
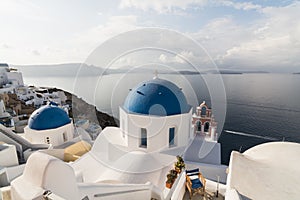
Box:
[0,0,299,72]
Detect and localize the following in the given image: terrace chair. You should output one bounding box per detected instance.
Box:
[185,168,206,199]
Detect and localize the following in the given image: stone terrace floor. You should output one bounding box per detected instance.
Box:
[183,190,225,200]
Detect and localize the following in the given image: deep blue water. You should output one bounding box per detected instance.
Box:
[24,73,300,165]
[219,74,300,164]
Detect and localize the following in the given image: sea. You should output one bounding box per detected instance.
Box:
[24,73,300,165]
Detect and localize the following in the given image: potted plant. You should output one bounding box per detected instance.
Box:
[165,177,174,189]
[165,169,178,189]
[174,155,185,173]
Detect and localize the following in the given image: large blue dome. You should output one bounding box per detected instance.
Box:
[28,103,71,130]
[123,78,191,116]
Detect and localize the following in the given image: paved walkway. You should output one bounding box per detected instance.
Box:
[183,190,225,200]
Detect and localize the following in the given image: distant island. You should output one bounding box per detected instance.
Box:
[293,72,300,74]
[219,70,243,74]
[239,70,269,74]
[203,70,242,74]
[13,63,271,77]
[178,70,201,75]
[13,63,202,77]
[202,69,269,74]
[219,70,269,74]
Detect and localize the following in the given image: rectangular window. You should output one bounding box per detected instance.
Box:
[140,128,147,148]
[169,127,175,147]
[63,132,67,142]
[122,119,125,138]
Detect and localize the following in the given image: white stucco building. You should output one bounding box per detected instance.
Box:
[10,77,205,199]
[0,142,24,188]
[8,75,300,200]
[0,64,24,94]
[0,100,14,128]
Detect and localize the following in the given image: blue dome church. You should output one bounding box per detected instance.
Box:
[10,75,224,200]
[119,77,193,152]
[24,102,74,146]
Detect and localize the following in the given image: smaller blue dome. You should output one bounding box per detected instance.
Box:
[28,103,71,130]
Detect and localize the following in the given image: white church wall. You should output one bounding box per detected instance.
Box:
[24,122,74,146]
[0,144,19,167]
[77,182,152,200]
[119,108,128,143]
[120,107,191,152]
[43,159,80,200]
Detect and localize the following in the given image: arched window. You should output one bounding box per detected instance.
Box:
[196,120,201,132]
[140,128,147,148]
[204,122,210,132]
[201,107,207,116]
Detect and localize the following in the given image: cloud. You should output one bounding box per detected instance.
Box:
[2,44,10,49]
[192,17,254,55]
[0,0,48,21]
[190,2,300,72]
[1,0,298,72]
[119,0,207,13]
[116,1,300,71]
[159,51,197,64]
[159,54,167,62]
[119,0,262,14]
[0,14,139,65]
[66,15,139,63]
[218,1,262,11]
[159,53,185,64]
[114,56,137,67]
[74,15,138,48]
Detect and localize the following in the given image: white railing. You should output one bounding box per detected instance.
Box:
[171,171,186,200]
[164,171,186,200]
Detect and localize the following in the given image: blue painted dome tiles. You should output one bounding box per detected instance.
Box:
[124,78,191,116]
[28,103,71,130]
